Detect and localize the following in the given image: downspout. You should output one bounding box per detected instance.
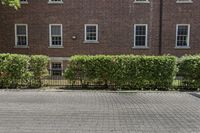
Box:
[159,0,163,55]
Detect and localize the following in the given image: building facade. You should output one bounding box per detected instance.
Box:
[0,0,200,72]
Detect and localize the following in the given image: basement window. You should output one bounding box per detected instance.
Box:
[51,62,63,76]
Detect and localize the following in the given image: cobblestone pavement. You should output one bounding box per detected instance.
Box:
[0,91,200,133]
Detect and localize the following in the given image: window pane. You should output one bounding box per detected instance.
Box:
[52,36,62,45]
[51,62,62,76]
[17,25,26,35]
[134,25,147,47]
[178,26,188,36]
[51,25,61,35]
[17,36,27,46]
[87,26,96,32]
[177,36,188,46]
[136,26,146,35]
[86,25,97,41]
[135,36,146,46]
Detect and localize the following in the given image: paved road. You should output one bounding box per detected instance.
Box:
[0,91,200,133]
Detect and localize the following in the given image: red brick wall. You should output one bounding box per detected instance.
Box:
[0,0,160,57]
[0,0,199,57]
[161,0,200,56]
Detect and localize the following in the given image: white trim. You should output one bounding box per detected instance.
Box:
[20,0,28,4]
[15,24,28,48]
[48,0,63,4]
[84,24,99,43]
[134,0,150,4]
[176,0,193,3]
[133,24,148,48]
[49,57,71,61]
[49,24,63,48]
[175,24,190,48]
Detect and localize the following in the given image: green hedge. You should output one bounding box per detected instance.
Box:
[29,55,49,87]
[178,55,200,90]
[64,55,177,90]
[0,54,48,88]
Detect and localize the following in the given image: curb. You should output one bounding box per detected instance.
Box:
[0,88,199,94]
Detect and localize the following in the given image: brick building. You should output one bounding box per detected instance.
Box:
[0,0,199,74]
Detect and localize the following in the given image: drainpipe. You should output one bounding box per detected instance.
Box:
[159,0,163,55]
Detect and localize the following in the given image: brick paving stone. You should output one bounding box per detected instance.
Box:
[0,91,199,133]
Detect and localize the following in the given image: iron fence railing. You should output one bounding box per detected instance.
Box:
[41,73,199,90]
[0,69,199,90]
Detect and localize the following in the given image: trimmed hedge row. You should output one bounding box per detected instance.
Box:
[64,55,177,90]
[178,55,200,90]
[0,54,48,88]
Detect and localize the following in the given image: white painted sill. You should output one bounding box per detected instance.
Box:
[83,41,99,44]
[132,46,149,49]
[176,1,193,4]
[175,46,190,49]
[14,45,29,48]
[20,2,28,4]
[48,46,64,48]
[48,1,64,4]
[134,1,150,4]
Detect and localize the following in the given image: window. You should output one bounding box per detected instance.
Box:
[134,0,150,3]
[51,62,63,76]
[84,24,98,43]
[49,24,63,47]
[176,0,193,3]
[133,24,148,48]
[20,0,28,4]
[48,0,63,4]
[176,24,190,48]
[15,24,28,47]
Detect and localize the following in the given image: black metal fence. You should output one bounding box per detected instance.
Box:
[41,72,199,90]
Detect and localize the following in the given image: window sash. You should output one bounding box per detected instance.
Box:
[134,24,148,47]
[84,24,98,42]
[15,24,28,46]
[49,24,63,46]
[176,25,190,47]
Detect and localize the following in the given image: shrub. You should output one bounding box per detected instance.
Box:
[64,55,177,90]
[0,54,49,88]
[178,55,200,90]
[29,55,49,87]
[0,54,31,88]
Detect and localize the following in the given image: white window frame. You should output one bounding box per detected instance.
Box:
[49,24,63,48]
[48,0,63,4]
[49,61,63,76]
[134,0,150,4]
[176,0,193,4]
[84,24,99,43]
[175,24,190,48]
[20,0,28,4]
[15,24,28,48]
[133,24,148,48]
